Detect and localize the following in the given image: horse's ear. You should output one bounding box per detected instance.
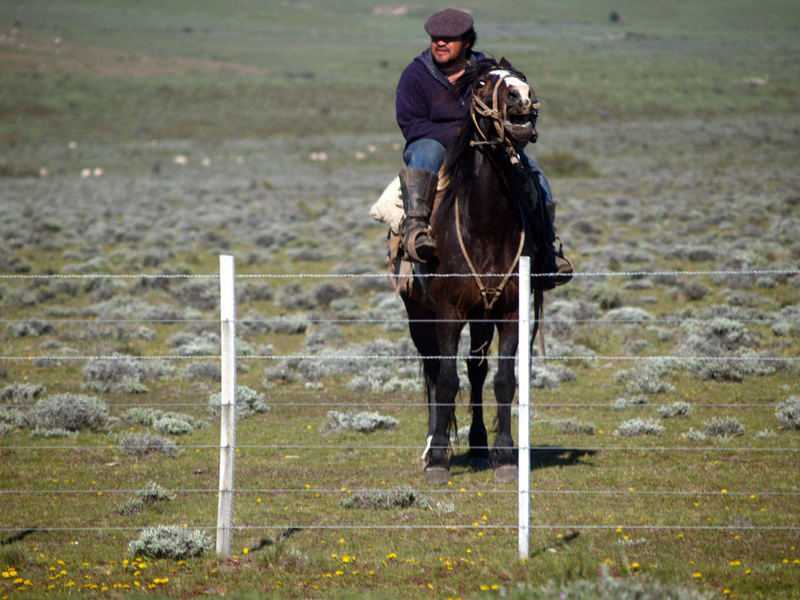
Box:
[499,57,512,69]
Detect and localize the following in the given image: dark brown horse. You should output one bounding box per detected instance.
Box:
[397,58,558,484]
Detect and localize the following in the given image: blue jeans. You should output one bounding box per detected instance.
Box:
[402,138,446,173]
[402,138,554,210]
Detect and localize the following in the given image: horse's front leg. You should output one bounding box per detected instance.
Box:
[425,321,462,484]
[405,309,441,472]
[467,321,493,471]
[492,318,519,482]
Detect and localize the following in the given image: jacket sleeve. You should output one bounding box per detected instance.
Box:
[395,65,436,145]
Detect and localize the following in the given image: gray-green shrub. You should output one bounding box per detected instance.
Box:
[512,563,711,599]
[326,411,398,433]
[116,482,175,515]
[704,416,744,438]
[340,487,432,510]
[153,414,194,435]
[128,525,211,559]
[1,383,45,403]
[208,385,269,419]
[775,396,800,429]
[616,418,664,437]
[23,394,109,431]
[553,420,596,435]
[659,401,692,418]
[119,432,180,458]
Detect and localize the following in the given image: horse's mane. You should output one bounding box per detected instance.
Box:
[439,58,527,220]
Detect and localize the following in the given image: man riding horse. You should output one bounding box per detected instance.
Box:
[395,8,571,278]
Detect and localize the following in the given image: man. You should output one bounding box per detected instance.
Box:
[395,8,570,279]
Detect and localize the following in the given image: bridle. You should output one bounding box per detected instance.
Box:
[469,70,539,166]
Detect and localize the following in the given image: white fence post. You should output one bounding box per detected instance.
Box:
[518,256,531,560]
[216,255,237,557]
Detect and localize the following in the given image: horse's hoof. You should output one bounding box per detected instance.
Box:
[494,465,518,483]
[470,456,492,472]
[424,467,450,485]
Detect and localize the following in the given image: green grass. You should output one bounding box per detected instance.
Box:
[2,0,799,144]
[1,1,799,598]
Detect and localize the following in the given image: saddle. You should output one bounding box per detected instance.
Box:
[371,174,449,299]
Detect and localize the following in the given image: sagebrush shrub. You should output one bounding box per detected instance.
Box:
[326,411,398,433]
[659,401,692,418]
[682,428,708,442]
[531,365,576,389]
[775,396,800,429]
[612,395,648,410]
[23,394,109,431]
[8,319,55,338]
[340,487,432,510]
[0,407,25,427]
[82,355,175,392]
[29,427,77,439]
[122,407,162,426]
[128,525,211,559]
[553,420,596,435]
[517,563,712,599]
[208,385,269,419]
[117,482,175,515]
[616,418,664,437]
[1,383,45,403]
[615,362,675,395]
[119,433,180,458]
[183,361,221,381]
[153,415,194,435]
[704,416,744,438]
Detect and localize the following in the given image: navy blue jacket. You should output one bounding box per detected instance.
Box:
[395,48,487,150]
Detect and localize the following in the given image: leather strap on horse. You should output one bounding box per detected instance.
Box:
[469,71,540,167]
[455,196,525,312]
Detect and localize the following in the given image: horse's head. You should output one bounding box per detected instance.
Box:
[465,58,539,156]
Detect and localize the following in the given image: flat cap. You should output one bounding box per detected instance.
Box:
[424,8,474,38]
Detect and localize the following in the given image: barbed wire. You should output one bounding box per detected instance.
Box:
[3,443,797,452]
[0,524,797,533]
[0,316,793,326]
[0,487,796,497]
[2,265,798,546]
[1,268,797,281]
[0,400,782,409]
[0,353,797,362]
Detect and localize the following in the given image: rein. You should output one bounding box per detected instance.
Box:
[455,195,525,312]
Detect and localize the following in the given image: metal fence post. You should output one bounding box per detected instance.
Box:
[216,255,237,556]
[518,256,531,560]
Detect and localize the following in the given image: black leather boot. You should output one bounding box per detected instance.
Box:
[399,168,438,263]
[546,200,574,286]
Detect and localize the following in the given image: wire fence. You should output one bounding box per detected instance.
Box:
[1,264,799,547]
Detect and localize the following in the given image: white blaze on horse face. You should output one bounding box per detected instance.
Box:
[490,69,531,110]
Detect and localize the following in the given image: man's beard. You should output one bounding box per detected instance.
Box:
[436,56,467,76]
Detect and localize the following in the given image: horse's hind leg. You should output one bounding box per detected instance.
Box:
[492,319,519,482]
[466,321,493,471]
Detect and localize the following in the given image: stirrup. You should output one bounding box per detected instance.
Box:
[405,227,436,263]
[553,239,573,286]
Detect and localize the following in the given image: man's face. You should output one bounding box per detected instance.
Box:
[430,36,469,66]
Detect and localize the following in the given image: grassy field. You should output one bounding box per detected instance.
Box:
[1,1,799,598]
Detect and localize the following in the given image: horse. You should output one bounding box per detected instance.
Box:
[396,58,558,484]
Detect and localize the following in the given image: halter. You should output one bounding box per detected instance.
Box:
[469,70,539,166]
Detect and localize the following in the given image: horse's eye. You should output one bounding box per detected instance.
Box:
[476,80,486,89]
